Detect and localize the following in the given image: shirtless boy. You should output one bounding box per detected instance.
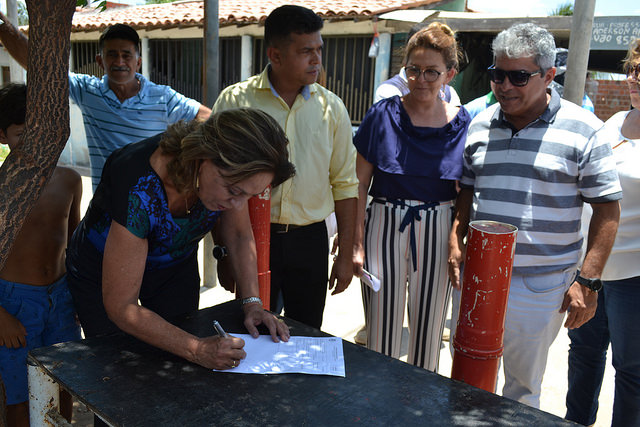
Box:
[0,83,82,426]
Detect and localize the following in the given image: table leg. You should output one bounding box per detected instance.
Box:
[27,363,70,426]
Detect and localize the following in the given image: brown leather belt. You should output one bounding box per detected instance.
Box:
[271,221,325,234]
[271,223,304,233]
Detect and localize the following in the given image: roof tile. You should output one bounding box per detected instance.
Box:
[71,0,443,32]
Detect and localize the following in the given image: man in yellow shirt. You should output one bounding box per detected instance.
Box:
[212,5,358,329]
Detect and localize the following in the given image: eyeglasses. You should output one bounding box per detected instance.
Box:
[487,65,543,87]
[627,64,640,80]
[405,66,443,82]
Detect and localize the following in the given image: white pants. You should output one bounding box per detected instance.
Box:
[451,269,573,408]
[363,199,453,371]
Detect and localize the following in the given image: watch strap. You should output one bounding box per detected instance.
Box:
[575,275,602,292]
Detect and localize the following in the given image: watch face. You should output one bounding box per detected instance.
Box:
[212,245,227,260]
[591,278,603,291]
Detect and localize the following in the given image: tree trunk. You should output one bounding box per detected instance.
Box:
[0,0,76,270]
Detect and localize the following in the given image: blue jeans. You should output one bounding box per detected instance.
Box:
[0,276,81,404]
[566,276,640,426]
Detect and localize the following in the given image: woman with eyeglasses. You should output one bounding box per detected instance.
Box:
[352,22,471,371]
[65,108,296,370]
[565,39,640,427]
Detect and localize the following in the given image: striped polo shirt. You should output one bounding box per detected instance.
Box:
[461,89,622,275]
[69,72,200,189]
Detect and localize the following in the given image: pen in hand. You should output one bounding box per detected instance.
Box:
[213,320,228,338]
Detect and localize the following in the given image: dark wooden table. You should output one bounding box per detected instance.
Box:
[28,300,576,426]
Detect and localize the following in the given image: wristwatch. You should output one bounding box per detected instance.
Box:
[212,245,228,261]
[575,275,603,292]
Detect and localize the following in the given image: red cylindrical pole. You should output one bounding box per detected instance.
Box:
[247,187,271,310]
[451,220,518,392]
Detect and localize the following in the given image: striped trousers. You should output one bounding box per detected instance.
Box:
[362,198,453,371]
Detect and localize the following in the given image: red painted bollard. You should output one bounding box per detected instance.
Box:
[451,220,517,392]
[247,187,271,310]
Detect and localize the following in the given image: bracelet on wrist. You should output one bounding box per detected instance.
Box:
[241,296,262,306]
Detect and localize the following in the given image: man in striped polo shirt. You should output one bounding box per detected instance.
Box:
[448,23,621,408]
[0,17,211,189]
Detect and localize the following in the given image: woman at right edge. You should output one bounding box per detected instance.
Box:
[352,22,471,370]
[565,39,640,427]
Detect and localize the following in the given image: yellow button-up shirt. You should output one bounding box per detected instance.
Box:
[212,67,358,226]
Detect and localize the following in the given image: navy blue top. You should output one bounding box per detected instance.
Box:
[354,96,471,201]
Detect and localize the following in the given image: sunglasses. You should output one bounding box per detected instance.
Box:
[405,66,443,83]
[627,64,640,80]
[487,65,543,87]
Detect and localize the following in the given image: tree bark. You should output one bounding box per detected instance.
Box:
[0,0,76,270]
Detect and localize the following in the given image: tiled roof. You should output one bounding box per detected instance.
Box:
[71,0,445,32]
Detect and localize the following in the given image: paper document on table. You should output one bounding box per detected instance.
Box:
[217,334,345,377]
[361,268,380,292]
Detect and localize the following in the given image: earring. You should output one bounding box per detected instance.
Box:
[194,163,200,192]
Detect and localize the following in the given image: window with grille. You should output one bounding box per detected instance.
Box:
[252,36,375,124]
[71,35,373,123]
[149,38,241,104]
[71,41,101,77]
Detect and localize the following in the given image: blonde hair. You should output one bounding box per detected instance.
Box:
[160,108,296,195]
[622,38,640,74]
[404,22,460,70]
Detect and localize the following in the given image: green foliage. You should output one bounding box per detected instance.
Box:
[76,0,107,12]
[550,2,574,16]
[17,1,28,26]
[0,145,10,162]
[13,1,110,30]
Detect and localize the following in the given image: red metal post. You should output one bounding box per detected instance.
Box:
[451,220,518,392]
[247,187,271,310]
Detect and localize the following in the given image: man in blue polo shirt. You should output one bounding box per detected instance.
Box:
[448,23,621,409]
[0,15,210,188]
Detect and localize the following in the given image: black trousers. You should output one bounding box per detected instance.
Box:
[269,221,329,329]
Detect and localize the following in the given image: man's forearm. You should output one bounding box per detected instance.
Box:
[0,11,28,69]
[354,182,369,249]
[449,188,473,254]
[335,197,357,258]
[581,200,620,278]
[447,188,473,287]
